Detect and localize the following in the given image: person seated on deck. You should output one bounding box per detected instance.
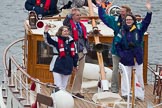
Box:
[57,0,97,12]
[25,0,59,17]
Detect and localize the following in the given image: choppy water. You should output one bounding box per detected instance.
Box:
[0,0,162,81]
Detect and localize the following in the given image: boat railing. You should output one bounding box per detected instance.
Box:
[1,36,132,108]
[147,63,162,105]
[2,38,106,107]
[2,38,57,107]
[43,16,100,20]
[2,38,162,107]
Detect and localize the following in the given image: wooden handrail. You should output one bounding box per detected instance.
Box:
[43,16,99,20]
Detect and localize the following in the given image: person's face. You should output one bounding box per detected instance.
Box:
[61,28,69,37]
[120,8,127,18]
[125,16,134,27]
[72,11,81,22]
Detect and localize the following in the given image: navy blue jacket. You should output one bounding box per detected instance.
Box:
[44,32,78,75]
[25,0,59,16]
[116,12,152,66]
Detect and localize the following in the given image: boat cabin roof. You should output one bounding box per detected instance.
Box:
[25,20,114,36]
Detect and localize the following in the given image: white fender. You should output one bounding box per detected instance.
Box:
[30,80,41,108]
[83,63,112,80]
[50,90,74,108]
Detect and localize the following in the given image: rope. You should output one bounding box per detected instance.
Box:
[153,103,162,107]
[59,89,108,107]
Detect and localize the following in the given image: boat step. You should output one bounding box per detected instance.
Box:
[3,96,7,99]
[12,90,20,94]
[3,97,7,104]
[17,97,26,101]
[24,104,31,108]
[2,88,6,91]
[8,85,15,88]
[20,100,32,108]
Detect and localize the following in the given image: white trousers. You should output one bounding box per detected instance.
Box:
[121,62,144,98]
[53,72,69,90]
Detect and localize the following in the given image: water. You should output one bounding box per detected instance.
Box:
[0,0,162,81]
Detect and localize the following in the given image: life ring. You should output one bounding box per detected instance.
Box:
[108,5,121,16]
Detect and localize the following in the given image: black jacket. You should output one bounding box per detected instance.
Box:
[25,0,59,16]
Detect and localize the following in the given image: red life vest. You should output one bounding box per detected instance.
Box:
[70,20,87,41]
[58,37,75,58]
[36,0,51,11]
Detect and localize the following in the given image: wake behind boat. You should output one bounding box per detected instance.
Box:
[1,1,162,108]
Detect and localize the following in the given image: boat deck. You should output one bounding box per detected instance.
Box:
[39,84,162,108]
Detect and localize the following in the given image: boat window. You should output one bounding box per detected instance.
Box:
[37,41,54,64]
[36,41,112,66]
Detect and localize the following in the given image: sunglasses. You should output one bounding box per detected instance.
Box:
[126,19,133,21]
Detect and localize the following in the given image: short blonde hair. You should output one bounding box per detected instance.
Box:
[121,5,131,14]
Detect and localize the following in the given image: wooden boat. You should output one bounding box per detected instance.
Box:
[1,1,162,108]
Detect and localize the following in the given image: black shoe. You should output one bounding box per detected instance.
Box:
[111,88,119,93]
[121,95,127,100]
[111,91,119,93]
[73,93,84,98]
[122,95,132,101]
[135,97,143,101]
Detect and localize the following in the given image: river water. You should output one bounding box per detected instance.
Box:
[0,0,162,81]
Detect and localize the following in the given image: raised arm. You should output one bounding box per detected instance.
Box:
[96,0,118,31]
[44,25,58,47]
[140,0,152,33]
[146,0,151,11]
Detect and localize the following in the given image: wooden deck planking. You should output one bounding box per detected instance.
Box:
[74,93,97,108]
[39,84,162,108]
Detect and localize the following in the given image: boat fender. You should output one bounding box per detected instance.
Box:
[31,101,37,108]
[30,82,36,91]
[50,90,74,108]
[83,63,112,80]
